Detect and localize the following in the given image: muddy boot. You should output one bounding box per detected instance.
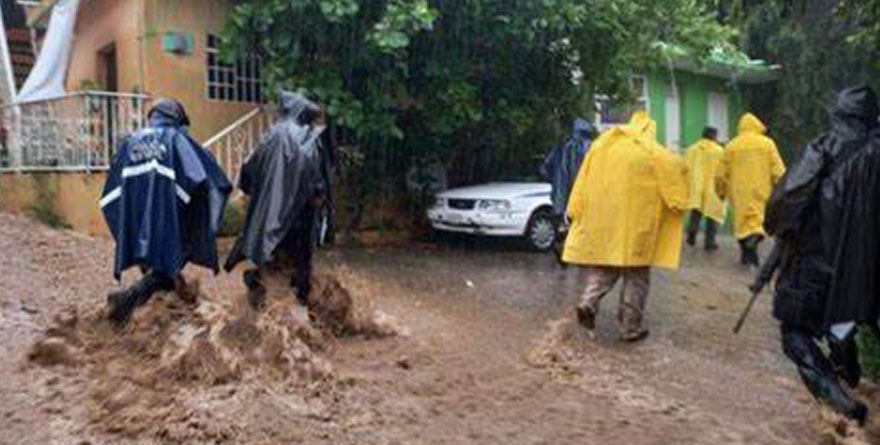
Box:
[107,288,137,326]
[290,274,311,307]
[783,325,868,425]
[244,269,267,309]
[830,336,862,389]
[107,273,174,326]
[804,368,868,425]
[575,304,596,331]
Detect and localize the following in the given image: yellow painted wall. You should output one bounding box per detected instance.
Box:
[0,172,110,236]
[143,0,256,142]
[65,0,143,93]
[59,0,256,142]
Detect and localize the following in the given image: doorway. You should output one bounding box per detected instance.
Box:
[97,43,117,92]
[665,91,681,151]
[707,92,730,143]
[97,43,118,161]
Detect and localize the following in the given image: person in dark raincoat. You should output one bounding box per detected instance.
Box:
[101,98,232,325]
[540,118,598,262]
[765,85,880,423]
[224,92,326,308]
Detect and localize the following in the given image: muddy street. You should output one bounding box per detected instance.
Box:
[0,213,874,444]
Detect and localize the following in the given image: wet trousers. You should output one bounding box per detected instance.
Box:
[579,267,651,336]
[245,206,316,306]
[282,210,316,304]
[686,211,718,249]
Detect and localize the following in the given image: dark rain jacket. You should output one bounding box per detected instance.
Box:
[224,92,325,270]
[766,85,880,330]
[101,100,232,280]
[540,118,598,216]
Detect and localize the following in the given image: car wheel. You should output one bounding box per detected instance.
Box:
[525,207,556,251]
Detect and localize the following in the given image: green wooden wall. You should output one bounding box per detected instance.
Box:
[645,70,747,148]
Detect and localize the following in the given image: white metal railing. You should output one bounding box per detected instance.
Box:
[205,106,275,182]
[0,91,151,172]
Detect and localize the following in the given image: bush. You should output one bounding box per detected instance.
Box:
[218,198,246,237]
[29,175,70,230]
[858,328,880,381]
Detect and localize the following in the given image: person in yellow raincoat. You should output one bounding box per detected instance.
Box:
[715,113,786,266]
[685,127,725,251]
[563,111,690,342]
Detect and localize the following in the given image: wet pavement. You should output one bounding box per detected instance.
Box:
[1,213,870,444]
[329,236,826,444]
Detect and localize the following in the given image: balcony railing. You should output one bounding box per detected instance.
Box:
[205,106,275,183]
[0,91,150,172]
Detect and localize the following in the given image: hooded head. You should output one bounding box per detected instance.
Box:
[279,91,321,125]
[572,118,598,139]
[737,113,766,135]
[830,85,879,133]
[627,110,657,141]
[148,98,190,128]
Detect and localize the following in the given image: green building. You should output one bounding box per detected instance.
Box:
[596,52,779,150]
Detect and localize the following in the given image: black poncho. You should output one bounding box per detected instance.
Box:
[224,92,325,270]
[766,85,880,330]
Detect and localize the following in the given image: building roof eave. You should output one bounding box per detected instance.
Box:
[671,56,781,85]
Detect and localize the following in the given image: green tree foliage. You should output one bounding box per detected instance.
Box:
[221,1,735,230]
[222,1,734,184]
[706,0,879,158]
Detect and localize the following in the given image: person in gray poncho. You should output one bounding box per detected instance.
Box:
[224,92,326,307]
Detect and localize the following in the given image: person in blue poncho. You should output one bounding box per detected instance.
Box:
[540,118,598,263]
[100,98,231,325]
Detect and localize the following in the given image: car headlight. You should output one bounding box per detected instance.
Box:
[478,199,511,212]
[432,197,446,208]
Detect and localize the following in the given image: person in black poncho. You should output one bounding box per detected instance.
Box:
[224,92,327,308]
[765,85,880,424]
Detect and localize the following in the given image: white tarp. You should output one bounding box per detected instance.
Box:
[0,5,17,104]
[17,0,79,103]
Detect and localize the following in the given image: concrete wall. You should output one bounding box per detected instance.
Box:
[143,0,255,142]
[0,172,109,236]
[65,0,143,93]
[60,0,256,142]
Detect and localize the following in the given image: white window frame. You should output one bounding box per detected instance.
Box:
[594,75,650,132]
[205,34,264,104]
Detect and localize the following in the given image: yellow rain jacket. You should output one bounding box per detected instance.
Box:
[563,112,690,269]
[716,113,786,240]
[685,138,725,223]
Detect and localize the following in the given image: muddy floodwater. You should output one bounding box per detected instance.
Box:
[1,213,877,444]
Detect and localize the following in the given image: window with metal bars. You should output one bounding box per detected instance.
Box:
[206,34,263,103]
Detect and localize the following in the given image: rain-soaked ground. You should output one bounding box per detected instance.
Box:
[1,212,876,444]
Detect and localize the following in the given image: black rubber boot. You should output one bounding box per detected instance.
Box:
[830,335,862,389]
[782,325,868,425]
[704,220,719,251]
[801,366,868,425]
[244,268,267,309]
[108,272,175,326]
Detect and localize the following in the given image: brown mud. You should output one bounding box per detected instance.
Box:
[1,212,878,444]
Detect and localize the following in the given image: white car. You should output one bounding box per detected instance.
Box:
[427,182,556,251]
